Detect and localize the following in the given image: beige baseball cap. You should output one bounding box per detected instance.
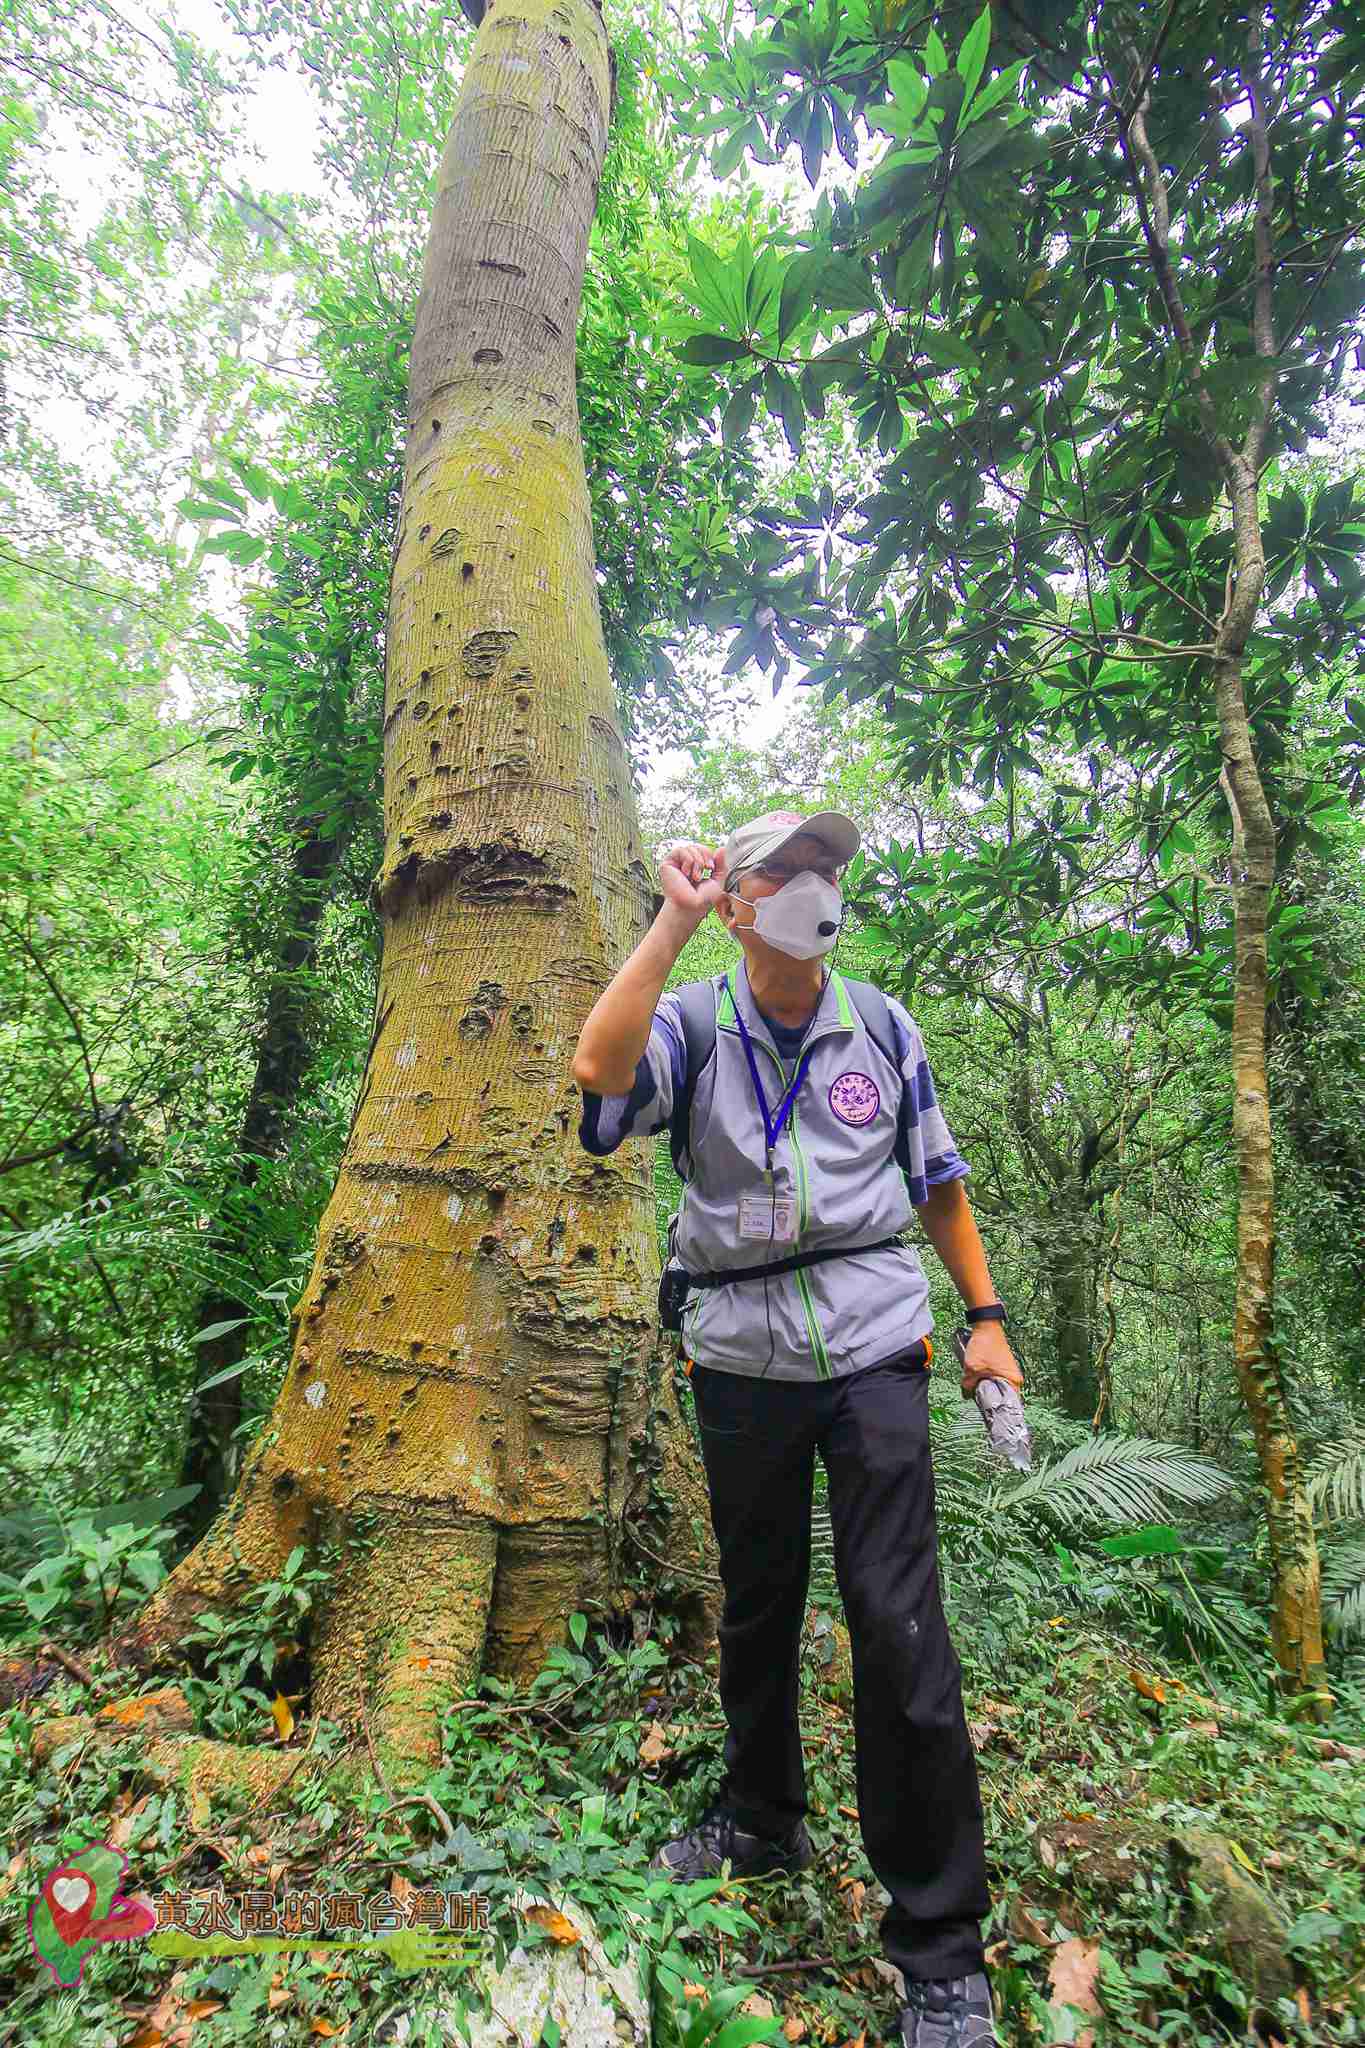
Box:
[721,808,861,885]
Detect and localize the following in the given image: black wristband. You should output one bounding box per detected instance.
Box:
[964,1302,1007,1326]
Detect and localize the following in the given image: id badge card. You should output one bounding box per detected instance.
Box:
[738,1194,797,1242]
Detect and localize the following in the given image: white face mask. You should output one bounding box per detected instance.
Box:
[737,869,844,959]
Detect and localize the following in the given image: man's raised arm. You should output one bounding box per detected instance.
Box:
[571,842,725,1096]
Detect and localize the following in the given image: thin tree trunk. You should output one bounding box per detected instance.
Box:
[1120,26,1329,1708]
[177,821,348,1546]
[1049,1228,1097,1422]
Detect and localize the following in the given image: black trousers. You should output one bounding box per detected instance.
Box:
[688,1343,991,1985]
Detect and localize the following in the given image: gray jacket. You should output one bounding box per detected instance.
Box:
[578,961,970,1381]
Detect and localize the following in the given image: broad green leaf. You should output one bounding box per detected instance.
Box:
[678,333,750,365]
[955,6,992,112]
[1098,1525,1185,1558]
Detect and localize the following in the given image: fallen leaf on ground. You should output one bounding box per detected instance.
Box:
[682,1984,708,2002]
[837,1803,859,1820]
[109,1796,153,1849]
[1188,1719,1220,1737]
[783,2018,806,2041]
[741,1995,774,2019]
[1008,1897,1057,1948]
[1130,1669,1166,1704]
[126,2031,164,2048]
[311,2023,343,2039]
[639,1720,672,1767]
[1047,1937,1102,2048]
[1227,1840,1259,1874]
[391,1875,413,1906]
[185,2002,223,2021]
[270,1693,295,1743]
[840,1877,867,1921]
[523,1903,581,1944]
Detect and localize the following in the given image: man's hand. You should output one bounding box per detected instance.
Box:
[958,1320,1024,1398]
[658,840,728,923]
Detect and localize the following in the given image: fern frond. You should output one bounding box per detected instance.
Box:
[1003,1434,1237,1527]
[1326,1582,1365,1640]
[1320,1529,1365,1640]
[1306,1425,1365,1524]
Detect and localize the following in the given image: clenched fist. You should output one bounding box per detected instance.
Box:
[657,840,728,923]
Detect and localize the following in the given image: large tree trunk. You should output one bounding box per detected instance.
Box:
[177,819,350,1546]
[121,0,716,1771]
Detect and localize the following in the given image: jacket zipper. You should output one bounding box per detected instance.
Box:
[754,1039,833,1380]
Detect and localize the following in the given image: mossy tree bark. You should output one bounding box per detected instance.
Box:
[1121,29,1328,1707]
[119,0,717,1772]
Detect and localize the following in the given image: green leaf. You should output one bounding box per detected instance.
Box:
[193,1359,253,1394]
[678,334,750,365]
[885,58,928,125]
[568,1611,587,1649]
[1098,1524,1185,1558]
[955,6,992,112]
[722,380,758,445]
[812,254,880,317]
[225,534,267,567]
[193,1317,249,1343]
[230,457,273,502]
[965,59,1027,122]
[924,25,949,77]
[177,498,237,523]
[686,232,741,326]
[712,119,756,180]
[194,478,250,515]
[709,2022,783,2048]
[778,249,821,343]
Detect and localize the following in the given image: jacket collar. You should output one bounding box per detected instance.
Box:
[717,958,857,1057]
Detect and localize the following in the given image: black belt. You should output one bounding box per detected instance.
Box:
[687,1233,909,1289]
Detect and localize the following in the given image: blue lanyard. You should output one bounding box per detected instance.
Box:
[722,973,816,1156]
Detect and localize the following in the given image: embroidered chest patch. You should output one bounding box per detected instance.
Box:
[829,1071,880,1126]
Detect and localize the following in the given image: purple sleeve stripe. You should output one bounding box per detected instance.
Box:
[576,1052,657,1157]
[914,1056,938,1109]
[924,1152,970,1185]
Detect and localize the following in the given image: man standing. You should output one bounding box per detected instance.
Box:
[571,810,1022,2048]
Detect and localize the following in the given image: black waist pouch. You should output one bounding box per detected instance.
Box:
[658,1263,692,1333]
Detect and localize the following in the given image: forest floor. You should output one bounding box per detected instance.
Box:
[1,1597,1362,2048]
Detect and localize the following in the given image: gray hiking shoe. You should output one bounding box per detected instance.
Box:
[898,1971,998,2048]
[649,1801,814,1881]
